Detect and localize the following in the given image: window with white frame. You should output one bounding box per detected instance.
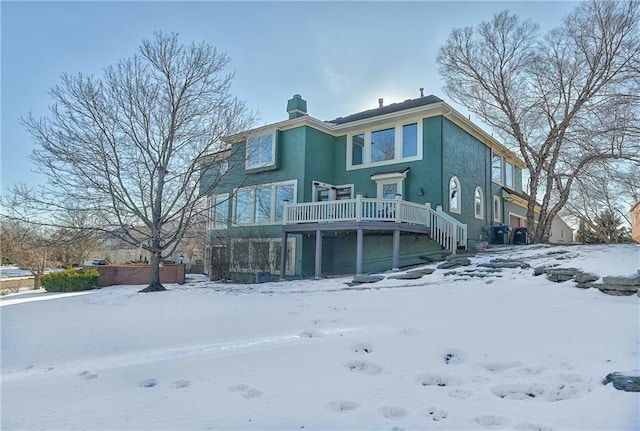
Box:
[230,237,296,275]
[474,187,484,220]
[492,154,502,183]
[233,180,296,225]
[246,131,276,169]
[493,195,502,222]
[504,162,514,188]
[347,121,421,169]
[449,176,461,214]
[208,194,229,229]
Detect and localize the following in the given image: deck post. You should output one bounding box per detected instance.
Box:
[280,230,288,281]
[356,228,364,274]
[355,193,363,222]
[392,229,400,271]
[315,230,322,280]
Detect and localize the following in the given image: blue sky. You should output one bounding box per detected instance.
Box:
[1,1,578,193]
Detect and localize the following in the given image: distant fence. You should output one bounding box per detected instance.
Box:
[89,264,185,287]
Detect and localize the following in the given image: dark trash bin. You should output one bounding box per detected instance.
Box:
[513,227,528,245]
[492,224,509,244]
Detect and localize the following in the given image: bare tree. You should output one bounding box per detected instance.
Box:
[0,217,56,289]
[437,1,640,242]
[19,32,253,292]
[563,160,638,232]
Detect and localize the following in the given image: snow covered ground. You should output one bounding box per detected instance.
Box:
[1,244,639,430]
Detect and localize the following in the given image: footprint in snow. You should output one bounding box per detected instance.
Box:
[172,379,190,389]
[299,329,325,338]
[78,370,98,380]
[139,378,158,388]
[229,384,263,399]
[448,389,473,399]
[345,360,383,375]
[443,349,467,365]
[378,406,409,419]
[426,406,448,421]
[474,414,508,428]
[327,400,361,413]
[352,342,374,354]
[417,373,460,387]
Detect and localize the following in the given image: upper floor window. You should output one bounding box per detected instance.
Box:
[504,162,514,188]
[234,180,296,225]
[371,127,395,162]
[449,176,461,214]
[474,187,484,220]
[402,123,418,157]
[492,154,502,183]
[246,131,275,169]
[347,121,421,169]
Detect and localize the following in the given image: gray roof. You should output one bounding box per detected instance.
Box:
[326,95,444,125]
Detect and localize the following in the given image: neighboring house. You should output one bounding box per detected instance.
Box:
[549,217,574,244]
[632,201,640,244]
[199,93,543,279]
[88,226,204,269]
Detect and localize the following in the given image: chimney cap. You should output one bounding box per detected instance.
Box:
[378,98,384,108]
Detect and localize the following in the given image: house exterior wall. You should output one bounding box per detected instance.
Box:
[549,216,574,244]
[441,118,492,242]
[199,95,540,277]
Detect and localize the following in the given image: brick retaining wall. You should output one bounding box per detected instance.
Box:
[89,264,185,287]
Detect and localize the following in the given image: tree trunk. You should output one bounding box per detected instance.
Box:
[139,250,166,292]
[32,273,41,290]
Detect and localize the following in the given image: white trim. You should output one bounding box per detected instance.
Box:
[474,186,484,220]
[493,195,502,223]
[245,130,276,170]
[449,176,461,214]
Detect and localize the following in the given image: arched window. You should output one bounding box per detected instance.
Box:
[449,176,461,214]
[474,187,484,219]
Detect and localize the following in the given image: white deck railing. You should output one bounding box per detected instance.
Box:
[283,196,467,253]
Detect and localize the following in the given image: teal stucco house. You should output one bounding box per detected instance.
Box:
[199,93,531,280]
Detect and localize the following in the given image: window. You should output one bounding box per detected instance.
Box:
[352,133,364,166]
[234,180,296,225]
[219,160,229,175]
[275,184,295,221]
[504,162,514,188]
[449,176,461,214]
[492,154,502,183]
[209,194,229,229]
[493,195,502,222]
[474,187,484,220]
[382,183,398,199]
[246,132,275,169]
[348,121,422,168]
[371,127,395,162]
[402,123,418,157]
[231,237,296,275]
[254,187,272,223]
[313,182,353,202]
[235,189,252,224]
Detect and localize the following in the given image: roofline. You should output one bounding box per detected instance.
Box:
[222,101,526,169]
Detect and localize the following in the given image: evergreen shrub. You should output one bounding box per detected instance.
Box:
[40,268,100,292]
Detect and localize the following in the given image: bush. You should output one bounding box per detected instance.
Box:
[40,268,100,292]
